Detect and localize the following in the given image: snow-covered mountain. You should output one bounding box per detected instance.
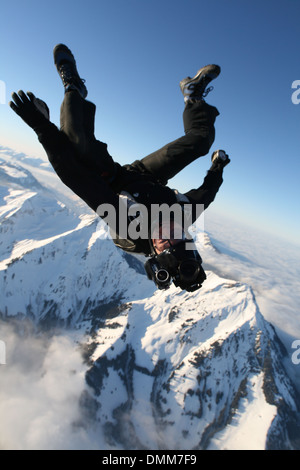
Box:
[0,148,299,450]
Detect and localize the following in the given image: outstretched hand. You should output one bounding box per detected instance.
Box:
[9,91,50,130]
[211,149,230,168]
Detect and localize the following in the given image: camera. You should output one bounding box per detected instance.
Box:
[144,240,206,292]
[144,257,172,290]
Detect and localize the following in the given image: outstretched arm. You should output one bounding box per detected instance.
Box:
[184,151,230,222]
[9,91,119,213]
[9,90,78,175]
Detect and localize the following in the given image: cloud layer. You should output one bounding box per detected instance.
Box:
[0,322,98,450]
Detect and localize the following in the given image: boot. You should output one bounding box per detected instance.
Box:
[180,64,221,103]
[53,44,88,98]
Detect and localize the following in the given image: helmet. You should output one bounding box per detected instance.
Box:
[144,239,206,292]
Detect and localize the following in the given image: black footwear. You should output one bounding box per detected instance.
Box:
[53,44,88,98]
[180,64,221,102]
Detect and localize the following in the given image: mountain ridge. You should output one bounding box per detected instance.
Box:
[0,149,299,450]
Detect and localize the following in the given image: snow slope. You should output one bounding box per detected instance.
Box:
[0,149,299,450]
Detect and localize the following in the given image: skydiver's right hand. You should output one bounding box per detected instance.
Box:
[9,91,50,130]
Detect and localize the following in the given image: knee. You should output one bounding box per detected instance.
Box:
[201,130,215,155]
[188,128,215,156]
[184,101,219,136]
[60,128,88,156]
[73,135,88,155]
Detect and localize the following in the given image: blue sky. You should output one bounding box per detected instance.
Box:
[1,0,300,245]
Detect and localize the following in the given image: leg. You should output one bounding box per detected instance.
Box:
[53,44,114,172]
[133,100,219,185]
[60,90,116,179]
[60,89,95,155]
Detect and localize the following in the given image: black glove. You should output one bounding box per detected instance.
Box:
[211,149,230,169]
[9,90,50,130]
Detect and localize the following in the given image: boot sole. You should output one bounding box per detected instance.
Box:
[53,44,76,69]
[180,64,221,91]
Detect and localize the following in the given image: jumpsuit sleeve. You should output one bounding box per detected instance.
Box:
[183,166,224,223]
[35,121,120,214]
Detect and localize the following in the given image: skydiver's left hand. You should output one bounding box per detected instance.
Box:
[9,90,50,130]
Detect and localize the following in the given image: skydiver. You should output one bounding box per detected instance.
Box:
[9,44,230,292]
